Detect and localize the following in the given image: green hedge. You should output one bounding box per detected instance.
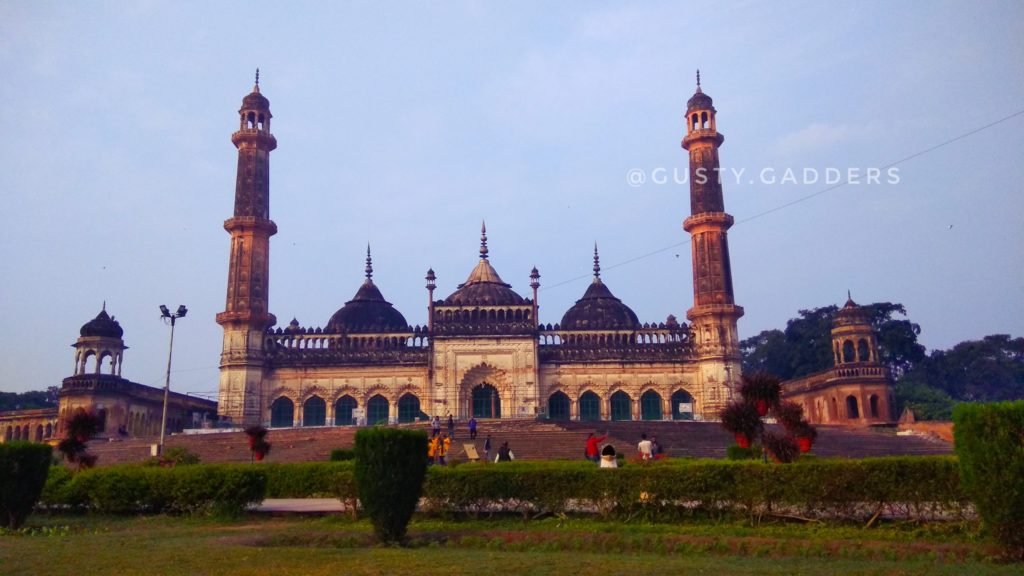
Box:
[261,462,354,499]
[0,442,53,529]
[37,456,964,523]
[420,457,964,520]
[954,400,1024,559]
[40,464,265,516]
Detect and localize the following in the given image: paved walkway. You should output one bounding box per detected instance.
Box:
[255,498,348,513]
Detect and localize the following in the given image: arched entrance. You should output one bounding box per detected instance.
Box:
[547,391,570,420]
[334,395,356,426]
[671,389,694,420]
[472,383,501,418]
[610,391,632,421]
[579,391,600,421]
[303,396,326,427]
[367,395,390,425]
[640,390,663,421]
[270,397,294,428]
[398,393,424,423]
[846,395,860,419]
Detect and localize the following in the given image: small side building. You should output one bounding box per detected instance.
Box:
[780,296,896,425]
[1,307,217,444]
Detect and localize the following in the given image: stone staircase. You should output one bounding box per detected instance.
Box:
[82,419,951,467]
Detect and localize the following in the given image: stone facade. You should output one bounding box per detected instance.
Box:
[217,74,744,428]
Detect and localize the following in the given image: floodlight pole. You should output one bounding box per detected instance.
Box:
[158,305,187,456]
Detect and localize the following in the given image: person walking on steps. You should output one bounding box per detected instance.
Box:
[447,413,455,439]
[468,416,478,440]
[495,441,514,462]
[585,432,607,463]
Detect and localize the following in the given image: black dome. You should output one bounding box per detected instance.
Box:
[326,280,409,333]
[560,279,640,330]
[242,86,270,110]
[686,88,713,112]
[442,258,527,307]
[80,308,123,338]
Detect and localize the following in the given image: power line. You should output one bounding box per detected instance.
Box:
[542,107,1024,292]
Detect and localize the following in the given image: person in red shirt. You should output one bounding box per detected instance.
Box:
[585,432,608,463]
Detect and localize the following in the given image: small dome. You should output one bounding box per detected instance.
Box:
[686,88,713,112]
[242,89,269,110]
[834,294,870,327]
[442,259,528,306]
[560,279,640,330]
[80,308,123,338]
[327,280,409,333]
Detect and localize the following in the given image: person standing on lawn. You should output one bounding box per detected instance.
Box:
[585,432,607,463]
[483,435,492,462]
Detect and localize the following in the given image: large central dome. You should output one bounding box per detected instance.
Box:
[442,224,527,307]
[326,247,409,333]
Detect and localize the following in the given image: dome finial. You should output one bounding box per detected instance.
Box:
[365,243,373,280]
[479,221,489,260]
[696,69,702,93]
[254,68,260,92]
[102,300,106,312]
[593,242,601,279]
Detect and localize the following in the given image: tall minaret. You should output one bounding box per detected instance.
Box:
[682,71,744,415]
[215,70,278,426]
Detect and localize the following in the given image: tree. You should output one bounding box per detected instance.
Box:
[57,409,103,469]
[0,387,60,411]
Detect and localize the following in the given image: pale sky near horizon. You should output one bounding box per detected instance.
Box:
[1,1,1022,397]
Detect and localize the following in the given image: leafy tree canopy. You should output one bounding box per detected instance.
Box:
[0,386,59,412]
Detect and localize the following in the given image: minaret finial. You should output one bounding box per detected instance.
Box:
[365,243,373,280]
[696,69,702,93]
[254,68,260,92]
[593,242,601,280]
[479,221,489,260]
[847,289,851,300]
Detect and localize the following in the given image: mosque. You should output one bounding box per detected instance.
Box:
[0,73,895,445]
[215,73,745,428]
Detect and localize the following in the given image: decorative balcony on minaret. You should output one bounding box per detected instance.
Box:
[682,71,744,413]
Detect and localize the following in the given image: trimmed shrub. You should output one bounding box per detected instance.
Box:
[0,442,53,529]
[330,448,356,461]
[954,400,1024,559]
[354,428,429,543]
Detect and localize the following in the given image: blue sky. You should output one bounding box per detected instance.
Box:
[1,1,1022,397]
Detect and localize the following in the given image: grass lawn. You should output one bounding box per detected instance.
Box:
[0,513,1018,576]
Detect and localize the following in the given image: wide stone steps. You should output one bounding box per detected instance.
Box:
[81,419,951,467]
